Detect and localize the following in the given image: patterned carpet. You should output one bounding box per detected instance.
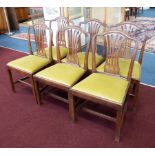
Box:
[11,32,47,43]
[130,17,155,53]
[11,33,36,41]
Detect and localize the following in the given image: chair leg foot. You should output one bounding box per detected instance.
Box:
[31,76,39,104]
[115,110,122,142]
[70,117,75,123]
[115,136,120,142]
[7,68,15,92]
[68,91,76,122]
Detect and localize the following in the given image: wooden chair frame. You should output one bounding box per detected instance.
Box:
[48,16,74,63]
[77,19,108,73]
[7,24,53,101]
[69,31,138,142]
[33,26,90,106]
[111,22,147,64]
[110,22,148,109]
[79,18,107,51]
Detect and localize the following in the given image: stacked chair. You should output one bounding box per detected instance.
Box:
[7,16,146,141]
[110,22,147,110]
[69,31,138,141]
[7,24,53,98]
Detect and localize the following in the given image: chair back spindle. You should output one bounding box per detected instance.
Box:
[79,19,107,52]
[49,16,74,47]
[92,31,138,81]
[111,22,147,62]
[56,26,90,70]
[28,24,53,61]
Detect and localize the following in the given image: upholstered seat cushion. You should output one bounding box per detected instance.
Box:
[72,73,129,105]
[45,46,68,61]
[35,63,85,87]
[62,52,103,70]
[34,46,68,61]
[7,55,50,74]
[97,58,141,80]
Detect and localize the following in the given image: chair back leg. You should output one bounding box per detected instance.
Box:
[7,68,15,92]
[132,80,140,111]
[115,110,123,142]
[33,79,42,105]
[31,75,39,104]
[68,91,76,122]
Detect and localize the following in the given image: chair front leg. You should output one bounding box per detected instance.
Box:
[115,109,123,142]
[133,80,140,111]
[33,79,41,105]
[68,90,76,122]
[31,75,39,104]
[7,68,15,92]
[130,80,138,96]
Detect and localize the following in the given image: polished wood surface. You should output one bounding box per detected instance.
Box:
[0,8,8,34]
[6,7,19,30]
[79,18,107,51]
[15,7,29,22]
[28,24,53,61]
[49,16,74,49]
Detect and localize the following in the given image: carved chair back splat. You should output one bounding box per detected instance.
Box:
[79,19,107,52]
[57,26,90,70]
[28,24,53,61]
[92,31,138,81]
[49,16,74,47]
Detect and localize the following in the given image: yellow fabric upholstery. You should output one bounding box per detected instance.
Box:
[97,58,141,80]
[72,73,129,105]
[34,46,68,61]
[7,55,50,74]
[46,46,68,61]
[62,52,103,70]
[35,63,85,87]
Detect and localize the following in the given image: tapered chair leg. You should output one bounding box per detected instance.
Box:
[31,75,38,104]
[7,68,15,92]
[33,80,41,105]
[115,110,123,142]
[68,91,75,122]
[133,81,140,111]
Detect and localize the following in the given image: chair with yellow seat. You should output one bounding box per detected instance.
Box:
[48,16,74,62]
[33,26,90,105]
[110,22,147,100]
[7,24,53,99]
[69,31,138,142]
[74,19,107,71]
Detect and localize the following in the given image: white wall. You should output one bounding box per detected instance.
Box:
[92,7,123,26]
[106,8,123,26]
[72,17,84,26]
[143,7,149,10]
[92,7,105,22]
